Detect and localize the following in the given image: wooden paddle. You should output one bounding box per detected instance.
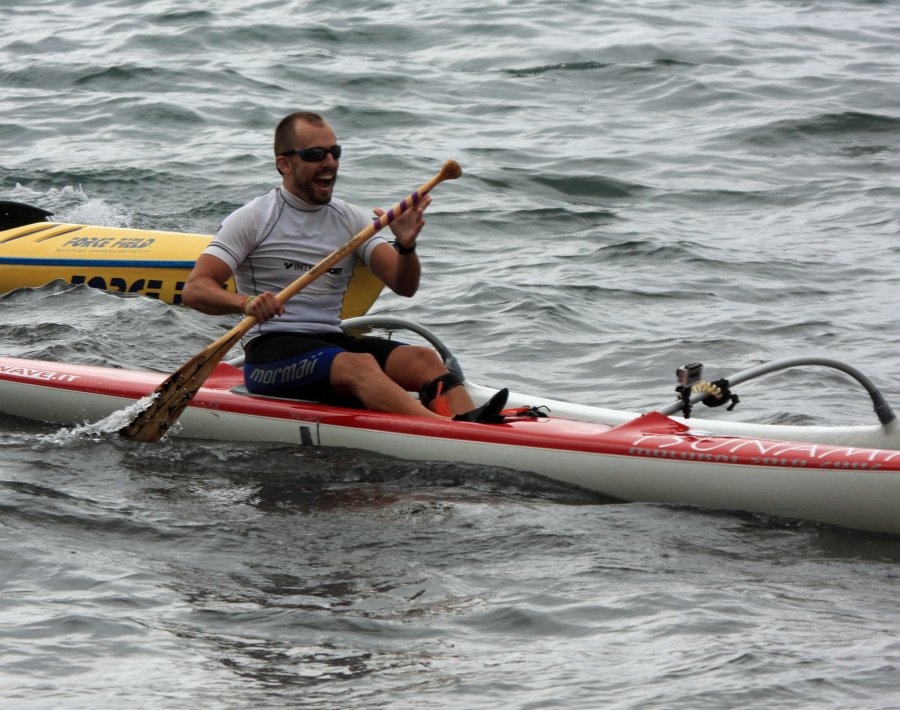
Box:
[120,159,463,442]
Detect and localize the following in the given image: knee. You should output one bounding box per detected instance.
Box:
[387,346,446,387]
[398,345,444,372]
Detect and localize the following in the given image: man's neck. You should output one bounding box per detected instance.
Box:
[279,185,327,210]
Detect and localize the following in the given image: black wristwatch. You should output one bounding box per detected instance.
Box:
[395,241,417,254]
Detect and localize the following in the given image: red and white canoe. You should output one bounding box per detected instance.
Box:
[2,323,900,536]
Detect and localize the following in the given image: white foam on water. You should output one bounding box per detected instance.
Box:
[37,393,158,446]
[7,184,133,228]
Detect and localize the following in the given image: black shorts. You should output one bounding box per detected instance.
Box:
[243,331,404,406]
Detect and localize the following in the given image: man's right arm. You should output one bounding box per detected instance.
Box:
[183,254,284,321]
[182,254,246,315]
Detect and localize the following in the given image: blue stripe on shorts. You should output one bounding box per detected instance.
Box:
[243,347,342,397]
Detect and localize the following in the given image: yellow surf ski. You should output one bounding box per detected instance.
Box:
[0,201,383,317]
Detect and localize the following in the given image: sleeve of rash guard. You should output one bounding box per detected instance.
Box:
[347,203,389,269]
[202,202,261,273]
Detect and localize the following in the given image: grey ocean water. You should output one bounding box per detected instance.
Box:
[3,1,900,707]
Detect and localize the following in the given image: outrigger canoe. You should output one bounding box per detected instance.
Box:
[0,200,383,318]
[1,315,899,537]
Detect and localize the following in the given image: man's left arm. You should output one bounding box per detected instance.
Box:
[367,193,431,297]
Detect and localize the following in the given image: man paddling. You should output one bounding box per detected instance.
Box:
[182,110,506,422]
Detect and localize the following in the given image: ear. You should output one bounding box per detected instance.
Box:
[275,154,291,176]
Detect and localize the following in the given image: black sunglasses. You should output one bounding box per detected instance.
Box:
[279,145,342,162]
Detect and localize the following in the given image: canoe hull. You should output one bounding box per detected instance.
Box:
[2,356,899,536]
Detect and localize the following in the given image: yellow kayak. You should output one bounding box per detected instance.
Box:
[0,200,383,318]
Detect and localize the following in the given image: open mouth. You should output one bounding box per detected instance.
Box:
[314,172,335,190]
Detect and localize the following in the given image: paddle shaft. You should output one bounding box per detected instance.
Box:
[198,159,461,356]
[121,159,462,442]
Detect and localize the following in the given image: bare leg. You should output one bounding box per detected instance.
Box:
[329,351,445,418]
[383,345,476,414]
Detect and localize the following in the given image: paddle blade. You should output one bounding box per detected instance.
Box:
[119,335,238,442]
